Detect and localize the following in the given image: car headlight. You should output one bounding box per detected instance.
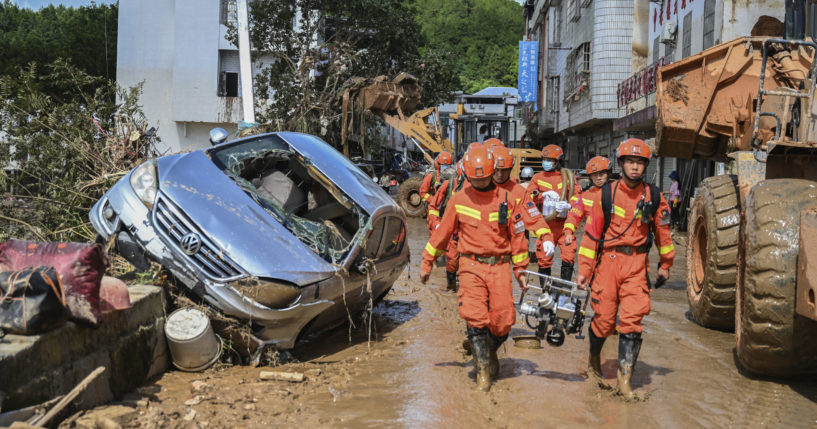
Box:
[232,277,301,309]
[129,161,158,208]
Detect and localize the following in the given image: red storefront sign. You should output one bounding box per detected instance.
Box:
[617,57,667,108]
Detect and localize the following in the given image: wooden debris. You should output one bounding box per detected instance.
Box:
[259,371,305,383]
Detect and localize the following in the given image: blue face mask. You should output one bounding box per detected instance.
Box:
[542,160,556,171]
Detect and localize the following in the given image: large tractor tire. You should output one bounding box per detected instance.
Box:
[397,177,426,217]
[686,175,740,329]
[735,179,817,376]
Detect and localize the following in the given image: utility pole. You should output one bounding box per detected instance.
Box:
[237,0,255,124]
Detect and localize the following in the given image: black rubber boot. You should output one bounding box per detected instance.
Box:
[487,333,508,377]
[617,332,643,399]
[538,266,551,287]
[467,327,492,391]
[445,271,458,292]
[560,262,574,281]
[588,326,606,380]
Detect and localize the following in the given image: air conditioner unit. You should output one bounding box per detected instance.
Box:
[661,21,677,44]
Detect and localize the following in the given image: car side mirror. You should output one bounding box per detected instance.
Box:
[209,128,229,146]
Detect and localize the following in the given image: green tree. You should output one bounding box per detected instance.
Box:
[414,0,523,93]
[0,1,117,79]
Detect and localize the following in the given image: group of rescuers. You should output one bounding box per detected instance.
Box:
[417,138,675,397]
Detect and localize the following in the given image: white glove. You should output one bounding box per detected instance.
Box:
[542,240,555,257]
[556,201,572,217]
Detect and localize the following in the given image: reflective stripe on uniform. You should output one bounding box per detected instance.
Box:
[534,227,552,238]
[515,198,521,204]
[557,183,563,190]
[488,211,512,222]
[512,252,529,264]
[422,194,430,202]
[537,180,553,189]
[582,199,594,207]
[659,243,675,255]
[578,246,596,259]
[425,242,444,257]
[455,204,482,220]
[564,223,576,232]
[613,205,626,218]
[428,209,440,217]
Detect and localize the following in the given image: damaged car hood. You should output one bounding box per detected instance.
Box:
[157,152,334,285]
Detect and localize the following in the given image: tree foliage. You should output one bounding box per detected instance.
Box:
[414,0,523,93]
[0,0,117,79]
[243,0,460,147]
[0,60,159,242]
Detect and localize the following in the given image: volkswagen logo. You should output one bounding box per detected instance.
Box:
[180,232,202,256]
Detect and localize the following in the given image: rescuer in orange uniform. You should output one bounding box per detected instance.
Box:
[563,156,613,246]
[419,152,454,213]
[490,144,555,251]
[575,139,675,399]
[427,159,468,291]
[528,145,581,281]
[420,144,554,392]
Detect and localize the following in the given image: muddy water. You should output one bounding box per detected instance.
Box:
[88,218,817,429]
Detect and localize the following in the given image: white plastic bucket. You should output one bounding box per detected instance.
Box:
[164,308,222,372]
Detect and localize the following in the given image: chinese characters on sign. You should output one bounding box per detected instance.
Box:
[518,41,539,104]
[617,57,667,108]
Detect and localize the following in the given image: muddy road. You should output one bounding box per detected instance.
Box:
[71,218,817,428]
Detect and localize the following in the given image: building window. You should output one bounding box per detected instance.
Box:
[564,43,590,97]
[581,0,592,7]
[218,50,240,97]
[220,0,237,25]
[703,0,716,49]
[549,76,560,113]
[567,0,581,23]
[665,41,675,62]
[551,7,562,46]
[682,12,692,58]
[653,36,659,62]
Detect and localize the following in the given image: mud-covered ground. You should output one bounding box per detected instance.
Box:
[66,218,817,428]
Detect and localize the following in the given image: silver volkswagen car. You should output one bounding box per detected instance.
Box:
[90,131,409,349]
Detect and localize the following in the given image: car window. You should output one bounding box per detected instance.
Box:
[362,217,386,260]
[378,217,406,260]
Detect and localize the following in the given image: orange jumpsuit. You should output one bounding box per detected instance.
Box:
[528,170,581,268]
[427,177,465,274]
[496,178,554,244]
[422,184,536,337]
[564,186,602,234]
[419,170,441,205]
[577,180,675,338]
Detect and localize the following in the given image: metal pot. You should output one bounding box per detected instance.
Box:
[164,308,222,372]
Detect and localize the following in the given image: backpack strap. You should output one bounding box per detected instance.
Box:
[600,181,613,244]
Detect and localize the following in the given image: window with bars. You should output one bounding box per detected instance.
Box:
[703,0,716,49]
[567,0,581,22]
[551,7,562,45]
[549,76,560,113]
[580,0,592,7]
[564,43,590,97]
[682,12,692,58]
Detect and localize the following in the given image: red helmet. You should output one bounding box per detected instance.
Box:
[616,138,651,160]
[484,138,504,150]
[541,144,564,160]
[463,145,495,179]
[491,145,515,169]
[586,156,611,174]
[435,151,454,168]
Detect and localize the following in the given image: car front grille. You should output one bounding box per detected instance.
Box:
[152,194,243,282]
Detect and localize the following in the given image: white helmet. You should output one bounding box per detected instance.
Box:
[520,166,535,180]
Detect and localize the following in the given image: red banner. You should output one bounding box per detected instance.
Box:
[617,57,667,109]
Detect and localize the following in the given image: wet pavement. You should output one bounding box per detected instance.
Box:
[78,217,817,428]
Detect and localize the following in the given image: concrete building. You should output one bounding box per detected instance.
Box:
[117,0,274,153]
[524,0,785,195]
